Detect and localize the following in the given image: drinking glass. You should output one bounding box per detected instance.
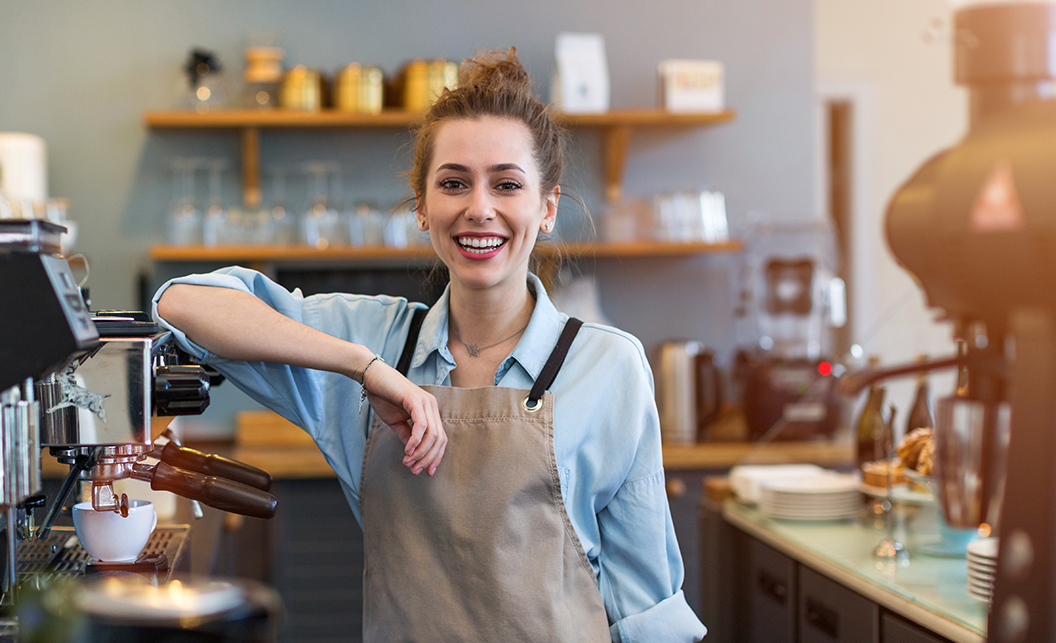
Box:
[300,162,343,249]
[166,158,202,245]
[266,165,294,245]
[202,159,230,246]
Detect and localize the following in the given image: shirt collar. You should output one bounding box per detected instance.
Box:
[410,273,568,383]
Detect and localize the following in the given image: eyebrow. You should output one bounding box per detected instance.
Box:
[436,162,526,174]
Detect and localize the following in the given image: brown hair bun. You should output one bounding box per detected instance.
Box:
[457,47,533,94]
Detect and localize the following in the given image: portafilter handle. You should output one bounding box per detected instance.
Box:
[132,461,278,519]
[157,442,272,492]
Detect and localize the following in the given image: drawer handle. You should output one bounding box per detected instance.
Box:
[805,598,839,639]
[666,478,687,498]
[756,571,788,605]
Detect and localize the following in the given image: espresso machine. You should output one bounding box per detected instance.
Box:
[0,219,281,637]
[734,217,847,440]
[843,3,1056,640]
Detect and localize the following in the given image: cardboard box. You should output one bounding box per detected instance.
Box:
[659,60,724,113]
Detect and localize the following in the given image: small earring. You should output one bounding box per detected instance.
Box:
[418,218,428,231]
[543,221,553,233]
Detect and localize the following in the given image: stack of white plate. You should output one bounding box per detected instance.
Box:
[758,474,861,521]
[966,538,999,603]
[729,464,828,504]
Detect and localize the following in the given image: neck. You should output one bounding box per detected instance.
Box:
[448,277,534,346]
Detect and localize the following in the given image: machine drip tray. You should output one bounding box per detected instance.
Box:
[18,525,190,586]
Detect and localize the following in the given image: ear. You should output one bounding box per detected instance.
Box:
[414,193,429,231]
[540,186,560,233]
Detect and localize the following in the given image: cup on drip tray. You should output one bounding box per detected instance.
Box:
[73,500,158,562]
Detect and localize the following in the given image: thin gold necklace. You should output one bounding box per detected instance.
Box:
[450,322,529,357]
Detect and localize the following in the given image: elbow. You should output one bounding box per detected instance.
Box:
[156,284,194,328]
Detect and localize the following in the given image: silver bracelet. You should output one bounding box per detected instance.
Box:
[358,354,385,412]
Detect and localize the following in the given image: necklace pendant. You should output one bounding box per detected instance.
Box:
[467,343,480,357]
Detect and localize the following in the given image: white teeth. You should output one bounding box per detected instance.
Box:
[457,236,505,253]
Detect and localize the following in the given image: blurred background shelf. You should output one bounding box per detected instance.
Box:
[144,108,737,206]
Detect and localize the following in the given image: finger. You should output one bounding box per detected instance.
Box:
[404,426,436,473]
[404,396,437,456]
[409,409,445,474]
[426,432,448,476]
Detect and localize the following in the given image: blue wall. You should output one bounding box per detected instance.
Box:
[1,0,816,435]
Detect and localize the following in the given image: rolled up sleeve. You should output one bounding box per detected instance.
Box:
[598,470,707,642]
[151,267,332,436]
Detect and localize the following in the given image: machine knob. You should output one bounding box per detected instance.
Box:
[153,365,210,416]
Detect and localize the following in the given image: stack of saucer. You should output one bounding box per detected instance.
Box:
[966,538,999,603]
[758,474,861,521]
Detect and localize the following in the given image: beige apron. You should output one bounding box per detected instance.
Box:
[359,320,610,642]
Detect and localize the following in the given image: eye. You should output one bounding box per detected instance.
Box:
[495,180,523,192]
[437,178,466,192]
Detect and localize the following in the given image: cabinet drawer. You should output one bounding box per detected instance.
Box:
[798,565,879,643]
[881,612,953,643]
[746,537,797,643]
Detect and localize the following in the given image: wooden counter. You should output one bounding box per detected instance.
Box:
[37,408,852,479]
[231,409,853,477]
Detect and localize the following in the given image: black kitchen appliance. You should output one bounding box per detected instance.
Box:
[735,217,847,440]
[0,218,282,639]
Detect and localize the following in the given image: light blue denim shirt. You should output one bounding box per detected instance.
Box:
[152,267,706,643]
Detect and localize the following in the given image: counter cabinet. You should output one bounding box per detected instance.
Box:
[699,497,989,643]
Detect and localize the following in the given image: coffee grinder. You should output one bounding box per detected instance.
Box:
[845,3,1056,640]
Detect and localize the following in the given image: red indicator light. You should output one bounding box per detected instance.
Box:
[817,361,833,377]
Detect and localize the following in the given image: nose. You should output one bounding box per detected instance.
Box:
[463,185,496,223]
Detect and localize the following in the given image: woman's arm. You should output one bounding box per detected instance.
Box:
[157,283,447,476]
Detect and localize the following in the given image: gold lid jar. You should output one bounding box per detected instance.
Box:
[335,64,384,114]
[280,65,321,111]
[426,59,459,106]
[402,59,430,112]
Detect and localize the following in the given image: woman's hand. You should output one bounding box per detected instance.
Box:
[363,361,447,476]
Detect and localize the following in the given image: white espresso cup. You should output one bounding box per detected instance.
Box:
[73,500,158,562]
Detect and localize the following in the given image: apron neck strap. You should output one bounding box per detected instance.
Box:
[396,308,583,403]
[526,317,583,406]
[396,307,428,376]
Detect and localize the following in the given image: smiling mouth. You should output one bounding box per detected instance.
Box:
[456,236,507,254]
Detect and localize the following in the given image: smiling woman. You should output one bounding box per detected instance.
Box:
[153,48,706,642]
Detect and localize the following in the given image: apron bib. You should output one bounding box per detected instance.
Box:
[359,317,610,641]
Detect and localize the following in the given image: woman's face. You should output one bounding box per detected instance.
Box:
[417,116,558,296]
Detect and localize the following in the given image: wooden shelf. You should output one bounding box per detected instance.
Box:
[148,239,742,269]
[662,440,853,471]
[144,108,735,206]
[144,108,735,130]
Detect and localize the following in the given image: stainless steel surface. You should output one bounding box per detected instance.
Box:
[0,380,42,508]
[40,338,153,448]
[17,524,190,584]
[655,341,722,444]
[0,219,63,255]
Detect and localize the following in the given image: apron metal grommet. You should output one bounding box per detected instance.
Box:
[522,395,543,412]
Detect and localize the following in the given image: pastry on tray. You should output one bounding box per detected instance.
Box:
[897,427,934,473]
[861,459,906,488]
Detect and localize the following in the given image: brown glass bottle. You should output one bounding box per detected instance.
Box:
[855,381,887,469]
[906,369,934,434]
